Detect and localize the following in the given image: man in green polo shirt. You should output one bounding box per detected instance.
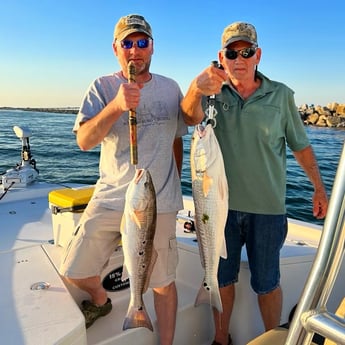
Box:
[181,21,328,345]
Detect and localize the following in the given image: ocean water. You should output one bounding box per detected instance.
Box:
[1,109,344,226]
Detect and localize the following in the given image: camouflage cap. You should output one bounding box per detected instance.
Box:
[221,22,258,48]
[114,14,153,41]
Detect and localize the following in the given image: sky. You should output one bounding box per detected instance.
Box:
[0,0,344,108]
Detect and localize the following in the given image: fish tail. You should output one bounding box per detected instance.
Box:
[195,281,223,313]
[123,304,153,332]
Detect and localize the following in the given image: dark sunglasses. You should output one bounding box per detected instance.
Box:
[120,38,151,49]
[224,47,257,60]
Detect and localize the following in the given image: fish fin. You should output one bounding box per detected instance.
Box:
[195,281,223,313]
[219,178,227,201]
[218,173,228,260]
[130,210,142,229]
[220,236,227,259]
[121,263,129,282]
[202,173,213,197]
[143,247,158,293]
[217,214,228,259]
[123,304,153,331]
[120,213,126,234]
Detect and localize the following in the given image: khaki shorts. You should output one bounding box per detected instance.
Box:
[59,201,178,288]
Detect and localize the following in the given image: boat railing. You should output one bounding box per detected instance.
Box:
[285,140,345,345]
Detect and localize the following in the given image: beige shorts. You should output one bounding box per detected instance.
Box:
[59,201,178,288]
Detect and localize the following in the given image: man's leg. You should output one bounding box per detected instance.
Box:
[153,281,177,345]
[65,276,108,305]
[213,284,235,345]
[258,285,282,331]
[64,275,112,328]
[211,210,239,345]
[248,214,286,332]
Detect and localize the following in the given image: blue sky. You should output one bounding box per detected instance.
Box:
[0,0,344,108]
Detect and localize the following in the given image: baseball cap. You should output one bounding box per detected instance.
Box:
[222,22,258,48]
[114,14,153,41]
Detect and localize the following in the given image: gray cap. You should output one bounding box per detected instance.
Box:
[222,22,258,48]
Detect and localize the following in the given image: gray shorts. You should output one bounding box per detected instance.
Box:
[59,201,178,288]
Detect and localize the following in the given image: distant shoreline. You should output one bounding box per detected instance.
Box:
[1,105,344,128]
[0,106,79,114]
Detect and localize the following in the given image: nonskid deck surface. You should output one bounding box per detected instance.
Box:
[0,245,87,345]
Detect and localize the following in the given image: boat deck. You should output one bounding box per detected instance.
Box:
[2,182,345,345]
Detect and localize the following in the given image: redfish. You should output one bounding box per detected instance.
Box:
[121,169,157,331]
[191,124,228,313]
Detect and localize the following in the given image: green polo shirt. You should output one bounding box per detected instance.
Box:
[203,72,310,214]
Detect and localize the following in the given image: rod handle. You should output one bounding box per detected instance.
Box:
[127,61,138,165]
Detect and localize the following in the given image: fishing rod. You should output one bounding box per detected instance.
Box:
[128,61,138,166]
[206,61,223,127]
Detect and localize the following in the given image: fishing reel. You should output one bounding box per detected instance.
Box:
[211,60,224,70]
[182,211,196,233]
[183,220,195,233]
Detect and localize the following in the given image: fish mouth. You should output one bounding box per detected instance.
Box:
[196,124,207,138]
[134,168,145,184]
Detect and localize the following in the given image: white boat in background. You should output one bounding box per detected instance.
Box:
[1,126,344,345]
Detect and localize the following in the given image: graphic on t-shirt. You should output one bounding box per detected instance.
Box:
[121,101,170,127]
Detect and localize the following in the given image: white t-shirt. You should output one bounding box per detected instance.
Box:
[74,72,188,213]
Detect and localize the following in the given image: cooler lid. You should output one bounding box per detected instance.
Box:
[48,187,94,208]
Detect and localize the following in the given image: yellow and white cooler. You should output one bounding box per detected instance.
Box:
[48,186,128,294]
[48,186,95,248]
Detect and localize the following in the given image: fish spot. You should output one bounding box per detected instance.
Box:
[203,282,210,291]
[202,214,209,224]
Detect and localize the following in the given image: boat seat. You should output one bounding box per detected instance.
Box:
[324,297,345,345]
[246,327,318,345]
[246,327,288,345]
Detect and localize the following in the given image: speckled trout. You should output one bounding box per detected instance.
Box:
[121,169,157,331]
[191,123,228,313]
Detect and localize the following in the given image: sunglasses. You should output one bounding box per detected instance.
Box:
[224,47,257,60]
[120,38,151,49]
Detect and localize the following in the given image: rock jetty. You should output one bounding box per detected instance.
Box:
[299,102,345,128]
